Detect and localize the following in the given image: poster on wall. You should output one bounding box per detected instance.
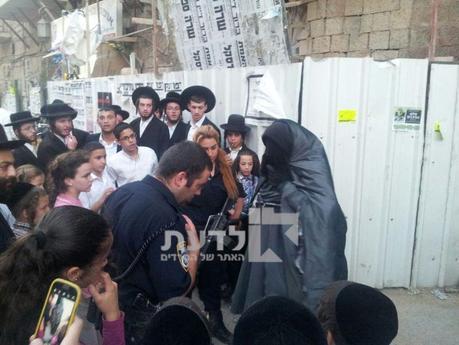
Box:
[166,0,289,70]
[393,107,422,131]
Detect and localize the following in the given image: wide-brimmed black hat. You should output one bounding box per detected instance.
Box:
[117,110,130,121]
[159,91,183,111]
[40,103,77,120]
[181,85,216,113]
[0,134,24,150]
[131,86,160,110]
[221,114,250,133]
[5,111,40,127]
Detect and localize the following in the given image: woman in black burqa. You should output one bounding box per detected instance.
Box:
[231,119,348,313]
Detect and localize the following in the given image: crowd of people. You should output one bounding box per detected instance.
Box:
[0,84,399,345]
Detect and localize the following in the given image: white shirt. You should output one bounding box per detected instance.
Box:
[139,116,153,138]
[99,135,118,158]
[24,142,38,157]
[229,146,243,162]
[168,123,178,138]
[187,116,207,141]
[79,170,116,209]
[107,146,158,187]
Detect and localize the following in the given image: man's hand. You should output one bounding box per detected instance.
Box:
[183,214,200,253]
[66,133,78,150]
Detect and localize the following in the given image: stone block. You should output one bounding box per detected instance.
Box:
[345,0,364,16]
[406,47,429,58]
[372,49,399,60]
[298,38,313,55]
[331,34,350,52]
[363,0,400,14]
[310,19,325,37]
[307,0,326,21]
[435,45,459,58]
[348,50,370,57]
[312,36,331,53]
[369,30,390,49]
[326,0,345,17]
[390,7,412,29]
[372,12,391,31]
[410,2,431,27]
[409,28,430,48]
[325,17,343,35]
[438,26,459,46]
[350,33,369,51]
[390,29,409,49]
[294,26,310,41]
[360,14,373,33]
[344,16,361,35]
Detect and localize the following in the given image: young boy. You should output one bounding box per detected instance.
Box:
[79,142,115,212]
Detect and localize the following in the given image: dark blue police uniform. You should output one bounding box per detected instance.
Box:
[103,175,191,344]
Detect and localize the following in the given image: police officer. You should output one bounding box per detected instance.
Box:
[103,141,212,344]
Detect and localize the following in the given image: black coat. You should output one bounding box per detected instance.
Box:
[12,145,45,171]
[168,121,190,147]
[37,128,89,171]
[131,116,169,159]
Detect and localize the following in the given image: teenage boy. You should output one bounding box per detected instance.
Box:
[159,91,190,147]
[79,142,115,212]
[107,123,158,187]
[87,106,120,158]
[181,85,220,142]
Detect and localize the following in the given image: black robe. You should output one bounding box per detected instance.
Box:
[168,121,190,147]
[37,128,89,171]
[130,116,169,159]
[12,144,45,171]
[231,119,348,313]
[0,213,14,255]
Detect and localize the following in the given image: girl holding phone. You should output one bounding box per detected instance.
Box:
[0,206,124,345]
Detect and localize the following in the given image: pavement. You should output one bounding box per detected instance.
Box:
[193,288,459,345]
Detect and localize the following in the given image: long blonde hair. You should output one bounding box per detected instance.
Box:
[194,125,238,200]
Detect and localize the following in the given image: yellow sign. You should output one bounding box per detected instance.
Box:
[338,109,357,122]
[434,121,441,132]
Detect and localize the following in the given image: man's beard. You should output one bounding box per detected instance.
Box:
[0,177,17,203]
[167,116,180,125]
[17,133,36,144]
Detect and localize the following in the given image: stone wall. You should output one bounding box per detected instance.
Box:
[288,0,459,60]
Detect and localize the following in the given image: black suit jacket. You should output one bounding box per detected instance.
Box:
[168,121,190,147]
[0,213,14,255]
[186,117,221,143]
[86,133,122,152]
[37,128,89,171]
[12,145,45,171]
[130,116,169,159]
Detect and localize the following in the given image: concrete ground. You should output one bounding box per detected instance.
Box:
[195,288,459,345]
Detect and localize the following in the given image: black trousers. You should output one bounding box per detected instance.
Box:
[198,241,223,311]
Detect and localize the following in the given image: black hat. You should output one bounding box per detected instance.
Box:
[221,114,250,133]
[117,110,130,121]
[233,296,327,345]
[181,85,216,113]
[131,86,160,110]
[159,91,183,111]
[335,283,398,345]
[5,111,40,127]
[142,297,211,345]
[0,125,24,150]
[40,103,77,120]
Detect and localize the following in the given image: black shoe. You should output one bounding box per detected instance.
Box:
[207,310,233,344]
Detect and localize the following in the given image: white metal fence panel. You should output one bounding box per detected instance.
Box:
[301,58,429,288]
[412,63,459,288]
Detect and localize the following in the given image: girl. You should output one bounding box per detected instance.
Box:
[0,206,124,345]
[9,183,49,237]
[181,125,244,344]
[233,149,260,216]
[16,164,46,188]
[47,150,93,208]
